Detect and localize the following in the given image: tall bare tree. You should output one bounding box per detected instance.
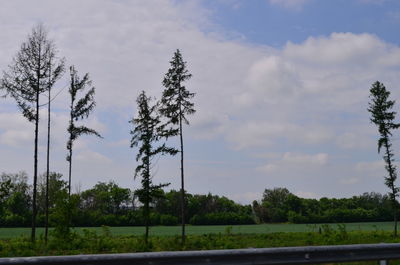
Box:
[67,66,101,197]
[0,24,64,241]
[368,80,400,236]
[159,49,195,244]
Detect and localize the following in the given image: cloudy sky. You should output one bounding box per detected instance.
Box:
[1,0,400,204]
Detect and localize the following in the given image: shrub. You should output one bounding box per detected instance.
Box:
[160,214,178,226]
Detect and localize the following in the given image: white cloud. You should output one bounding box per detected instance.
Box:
[282,152,328,166]
[75,150,112,164]
[245,55,301,103]
[0,112,33,146]
[355,160,385,173]
[230,191,261,204]
[295,190,319,199]
[339,177,360,185]
[107,139,130,148]
[256,163,277,173]
[226,121,333,150]
[257,152,328,175]
[190,111,230,139]
[284,33,387,65]
[336,132,373,150]
[0,129,32,147]
[0,112,30,130]
[220,32,400,152]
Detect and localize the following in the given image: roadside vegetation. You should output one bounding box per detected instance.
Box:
[1,225,400,257]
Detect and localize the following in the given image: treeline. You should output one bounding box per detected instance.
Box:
[253,187,394,224]
[0,172,395,227]
[0,172,253,227]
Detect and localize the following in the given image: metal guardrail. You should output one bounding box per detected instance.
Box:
[1,243,400,265]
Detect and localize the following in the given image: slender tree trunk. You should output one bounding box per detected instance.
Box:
[384,137,398,236]
[68,146,73,198]
[68,87,74,198]
[145,160,150,245]
[145,199,149,245]
[31,89,39,242]
[45,91,50,242]
[45,65,51,243]
[179,108,185,245]
[31,46,42,242]
[395,207,398,237]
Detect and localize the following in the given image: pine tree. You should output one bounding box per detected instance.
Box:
[368,81,400,236]
[159,49,195,244]
[130,91,177,244]
[67,66,101,197]
[0,24,64,241]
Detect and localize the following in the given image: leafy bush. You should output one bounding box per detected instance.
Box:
[160,214,178,226]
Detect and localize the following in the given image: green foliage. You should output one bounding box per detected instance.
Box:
[51,193,80,240]
[2,173,399,227]
[159,214,178,226]
[36,172,68,225]
[0,172,31,227]
[80,181,131,215]
[67,66,101,195]
[130,91,177,243]
[254,188,396,224]
[159,49,195,126]
[367,80,400,235]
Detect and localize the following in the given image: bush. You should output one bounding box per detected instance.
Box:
[127,211,145,226]
[2,214,27,227]
[160,214,178,226]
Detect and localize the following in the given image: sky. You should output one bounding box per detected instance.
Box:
[1,0,400,204]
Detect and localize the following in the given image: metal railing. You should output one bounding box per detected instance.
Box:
[1,243,400,265]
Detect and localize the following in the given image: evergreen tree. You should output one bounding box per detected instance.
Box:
[0,24,64,241]
[368,81,400,236]
[130,91,177,244]
[67,66,101,197]
[159,49,195,244]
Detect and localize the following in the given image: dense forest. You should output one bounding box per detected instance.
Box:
[0,171,395,228]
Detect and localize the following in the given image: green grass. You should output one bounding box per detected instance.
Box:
[0,222,395,239]
[1,228,400,259]
[1,224,400,264]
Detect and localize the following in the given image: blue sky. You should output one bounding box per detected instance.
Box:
[203,0,400,46]
[1,0,400,203]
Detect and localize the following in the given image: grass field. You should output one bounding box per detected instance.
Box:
[1,222,400,259]
[0,222,395,239]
